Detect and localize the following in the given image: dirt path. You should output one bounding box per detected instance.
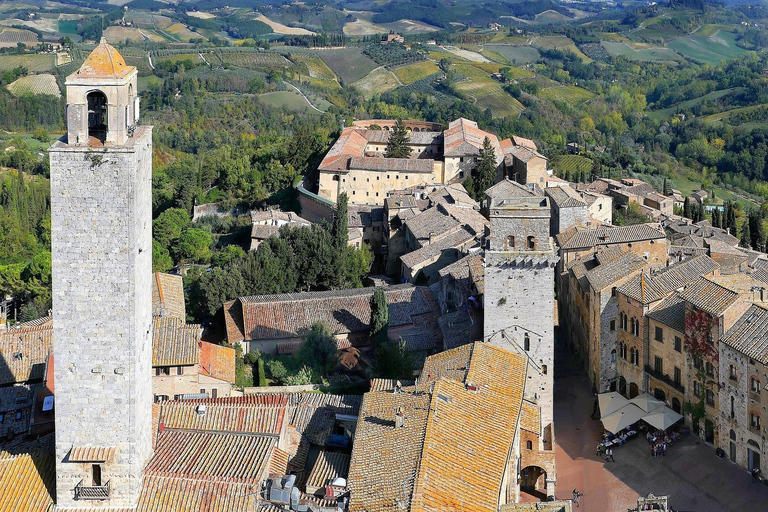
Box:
[285,82,324,113]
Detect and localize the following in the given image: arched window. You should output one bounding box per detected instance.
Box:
[611,287,617,297]
[527,236,536,250]
[542,364,547,375]
[730,429,736,440]
[507,235,515,249]
[87,90,108,143]
[610,349,616,362]
[524,334,530,351]
[526,440,533,450]
[672,397,681,413]
[332,175,340,181]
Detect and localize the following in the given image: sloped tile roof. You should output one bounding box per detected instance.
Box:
[152,317,201,367]
[443,118,503,158]
[546,186,586,208]
[647,293,686,333]
[437,310,474,350]
[427,184,477,208]
[199,342,236,384]
[237,285,434,340]
[0,324,52,386]
[507,144,547,163]
[158,397,287,435]
[349,156,435,173]
[318,127,368,171]
[722,304,768,363]
[306,450,351,493]
[511,135,537,151]
[250,209,311,226]
[404,206,461,241]
[0,451,54,512]
[557,223,666,250]
[678,274,764,316]
[69,446,115,462]
[485,178,538,200]
[146,430,275,483]
[73,38,133,79]
[152,272,186,321]
[520,400,541,434]
[400,227,476,269]
[585,252,646,291]
[617,255,720,304]
[439,204,489,236]
[137,475,257,512]
[396,329,436,352]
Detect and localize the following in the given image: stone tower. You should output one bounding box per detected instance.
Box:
[483,179,558,440]
[49,39,153,508]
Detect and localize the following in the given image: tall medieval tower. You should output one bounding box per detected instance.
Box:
[483,180,558,488]
[49,39,153,509]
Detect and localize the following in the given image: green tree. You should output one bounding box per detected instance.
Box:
[297,321,339,376]
[152,240,173,272]
[373,339,414,379]
[472,136,497,199]
[683,197,691,219]
[740,221,752,249]
[748,210,767,252]
[370,288,389,345]
[384,119,412,159]
[174,228,213,263]
[211,245,245,267]
[153,208,190,248]
[333,191,349,250]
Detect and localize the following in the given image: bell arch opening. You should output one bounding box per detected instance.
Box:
[87,90,108,143]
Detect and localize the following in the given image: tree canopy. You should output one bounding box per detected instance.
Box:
[384,119,413,159]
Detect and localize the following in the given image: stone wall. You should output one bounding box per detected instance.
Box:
[489,207,550,252]
[551,204,588,237]
[50,126,153,508]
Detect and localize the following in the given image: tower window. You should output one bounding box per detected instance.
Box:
[527,236,536,250]
[86,91,108,143]
[524,334,530,351]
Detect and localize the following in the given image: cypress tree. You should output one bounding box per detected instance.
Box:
[370,288,389,345]
[384,119,412,159]
[683,197,691,219]
[740,221,752,249]
[473,136,498,197]
[333,191,349,250]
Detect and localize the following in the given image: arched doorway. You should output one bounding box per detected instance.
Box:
[520,466,547,493]
[654,388,666,402]
[705,419,714,443]
[629,382,639,398]
[87,90,108,143]
[672,397,681,414]
[619,376,627,397]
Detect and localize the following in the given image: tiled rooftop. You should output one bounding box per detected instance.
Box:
[679,274,765,316]
[617,255,720,304]
[485,178,539,200]
[158,397,288,434]
[444,118,503,158]
[546,185,586,208]
[199,342,236,383]
[585,252,646,291]
[349,156,435,173]
[152,317,201,367]
[404,205,461,242]
[152,272,186,321]
[721,304,768,363]
[557,223,666,250]
[646,293,686,333]
[306,450,351,494]
[137,474,257,512]
[400,227,476,268]
[0,323,52,386]
[0,451,54,512]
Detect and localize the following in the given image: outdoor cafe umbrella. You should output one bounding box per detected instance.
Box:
[601,403,646,434]
[598,391,630,419]
[630,393,665,413]
[643,407,684,431]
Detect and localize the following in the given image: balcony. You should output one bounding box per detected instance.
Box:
[645,365,685,394]
[75,480,111,500]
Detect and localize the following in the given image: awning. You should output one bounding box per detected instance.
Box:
[68,446,115,462]
[598,391,629,419]
[630,393,665,413]
[601,404,646,434]
[643,407,684,431]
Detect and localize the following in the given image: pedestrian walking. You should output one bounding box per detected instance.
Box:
[607,448,614,462]
[662,442,667,456]
[596,444,601,457]
[572,489,582,507]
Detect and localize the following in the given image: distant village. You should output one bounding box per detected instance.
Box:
[2,42,768,512]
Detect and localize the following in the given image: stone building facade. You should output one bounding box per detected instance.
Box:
[49,40,153,508]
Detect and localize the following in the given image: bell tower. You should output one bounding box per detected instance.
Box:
[49,39,153,509]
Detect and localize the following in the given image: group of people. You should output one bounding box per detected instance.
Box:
[647,430,680,458]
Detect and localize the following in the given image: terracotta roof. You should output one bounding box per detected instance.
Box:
[400,227,477,269]
[437,310,473,350]
[146,430,275,483]
[511,135,537,151]
[420,343,473,386]
[72,38,134,79]
[69,446,115,462]
[617,255,720,304]
[152,272,186,321]
[557,223,666,250]
[427,184,477,208]
[349,156,435,173]
[234,285,434,341]
[443,118,503,158]
[306,450,351,494]
[404,206,461,242]
[507,144,547,163]
[647,293,686,333]
[318,127,368,171]
[546,186,586,208]
[251,209,310,226]
[0,451,54,512]
[137,474,257,512]
[722,304,768,363]
[199,342,236,383]
[485,178,538,200]
[679,274,765,316]
[223,299,245,343]
[585,252,646,291]
[152,317,201,367]
[158,398,287,435]
[520,400,540,434]
[0,324,52,385]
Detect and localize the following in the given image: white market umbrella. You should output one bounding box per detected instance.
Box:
[630,393,665,413]
[601,404,646,434]
[598,391,630,419]
[643,407,684,431]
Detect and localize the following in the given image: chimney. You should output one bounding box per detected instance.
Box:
[466,382,479,392]
[429,232,436,244]
[159,421,165,433]
[395,406,405,428]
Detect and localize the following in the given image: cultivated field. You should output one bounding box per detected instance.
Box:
[452,62,524,117]
[6,73,60,97]
[256,15,315,35]
[318,48,378,84]
[601,41,683,63]
[187,11,217,20]
[538,85,595,105]
[290,54,337,82]
[352,67,401,97]
[379,19,440,34]
[103,26,146,42]
[441,46,490,63]
[218,51,292,69]
[476,91,524,118]
[165,23,204,42]
[343,18,387,36]
[483,44,540,65]
[392,60,440,85]
[0,27,38,47]
[647,88,737,121]
[258,90,318,111]
[554,154,594,174]
[0,54,55,72]
[667,31,746,66]
[532,36,576,50]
